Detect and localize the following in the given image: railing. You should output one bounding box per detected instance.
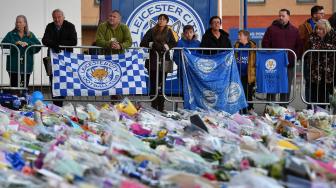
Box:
[1,43,305,111]
[301,49,336,107]
[163,47,297,110]
[24,45,159,104]
[0,43,24,92]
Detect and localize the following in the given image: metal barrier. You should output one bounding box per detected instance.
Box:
[24,45,159,104]
[0,43,25,92]
[301,49,336,107]
[17,45,301,110]
[163,47,298,110]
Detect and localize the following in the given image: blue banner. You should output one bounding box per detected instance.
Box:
[110,0,217,47]
[51,50,148,97]
[183,50,247,114]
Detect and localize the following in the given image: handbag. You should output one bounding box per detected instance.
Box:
[43,57,52,76]
[164,60,173,73]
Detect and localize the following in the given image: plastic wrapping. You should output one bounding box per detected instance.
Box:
[228,170,284,188]
[0,95,335,186]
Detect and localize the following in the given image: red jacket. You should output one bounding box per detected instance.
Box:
[262,20,303,67]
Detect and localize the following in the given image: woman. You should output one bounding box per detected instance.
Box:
[306,19,336,105]
[200,16,231,54]
[1,15,41,88]
[140,14,177,112]
[234,30,257,114]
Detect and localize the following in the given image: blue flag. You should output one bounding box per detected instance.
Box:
[51,50,148,96]
[182,49,247,114]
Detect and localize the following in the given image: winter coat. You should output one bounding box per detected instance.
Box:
[173,35,201,78]
[42,20,77,54]
[306,30,336,83]
[298,18,315,53]
[173,35,201,66]
[95,22,132,54]
[200,28,232,49]
[262,20,303,67]
[175,35,201,50]
[140,26,177,72]
[234,40,257,84]
[1,29,41,73]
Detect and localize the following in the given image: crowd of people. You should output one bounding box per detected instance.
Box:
[1,5,336,112]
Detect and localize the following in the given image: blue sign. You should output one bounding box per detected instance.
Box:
[229,28,266,46]
[112,0,217,47]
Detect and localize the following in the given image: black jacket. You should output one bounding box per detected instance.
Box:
[42,20,77,53]
[200,29,232,49]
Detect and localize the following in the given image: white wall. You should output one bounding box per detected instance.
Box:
[0,0,81,86]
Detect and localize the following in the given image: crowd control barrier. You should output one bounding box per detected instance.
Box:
[163,47,297,110]
[24,45,158,104]
[301,49,336,107]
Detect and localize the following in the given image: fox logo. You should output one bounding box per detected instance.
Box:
[127,0,205,47]
[91,68,108,81]
[78,60,121,90]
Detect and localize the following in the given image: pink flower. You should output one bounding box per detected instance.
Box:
[240,159,250,170]
[190,145,202,154]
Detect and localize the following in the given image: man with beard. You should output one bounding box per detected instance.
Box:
[262,9,302,105]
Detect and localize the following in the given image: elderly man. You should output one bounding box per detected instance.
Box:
[42,9,78,106]
[96,10,132,54]
[42,9,77,53]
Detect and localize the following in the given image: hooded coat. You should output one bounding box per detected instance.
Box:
[298,18,315,53]
[173,34,201,78]
[262,20,303,67]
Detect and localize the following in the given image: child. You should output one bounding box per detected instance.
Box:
[173,25,201,107]
[174,25,201,78]
[234,30,257,115]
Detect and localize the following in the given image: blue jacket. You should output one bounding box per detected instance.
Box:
[173,36,200,80]
[173,36,200,71]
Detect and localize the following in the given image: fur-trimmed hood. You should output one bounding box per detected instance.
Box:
[181,33,198,41]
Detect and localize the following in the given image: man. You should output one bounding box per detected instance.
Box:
[262,9,302,104]
[298,5,324,106]
[298,5,324,52]
[42,9,78,107]
[95,10,132,54]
